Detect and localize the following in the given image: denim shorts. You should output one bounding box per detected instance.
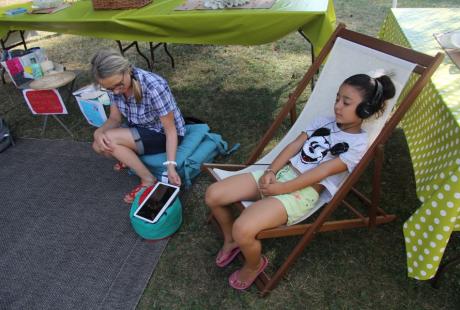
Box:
[251,165,319,226]
[129,126,183,155]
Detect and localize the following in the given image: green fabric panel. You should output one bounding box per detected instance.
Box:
[380,8,460,281]
[0,0,335,55]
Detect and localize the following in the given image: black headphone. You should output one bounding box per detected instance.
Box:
[329,142,349,155]
[356,79,384,119]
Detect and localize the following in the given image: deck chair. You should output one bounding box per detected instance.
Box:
[203,23,443,296]
[1,48,76,138]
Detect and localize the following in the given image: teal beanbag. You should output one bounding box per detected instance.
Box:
[130,187,182,240]
[140,124,236,187]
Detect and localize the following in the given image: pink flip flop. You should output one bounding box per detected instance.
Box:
[228,256,269,290]
[216,246,241,268]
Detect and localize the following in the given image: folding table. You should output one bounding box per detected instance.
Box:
[0,0,336,58]
[379,8,460,281]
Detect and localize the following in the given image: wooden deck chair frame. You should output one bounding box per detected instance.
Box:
[203,23,444,296]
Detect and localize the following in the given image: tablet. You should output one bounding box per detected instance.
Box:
[133,182,180,224]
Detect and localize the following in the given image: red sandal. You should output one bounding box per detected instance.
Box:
[123,184,148,204]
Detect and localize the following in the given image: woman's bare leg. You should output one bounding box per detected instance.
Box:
[95,128,155,185]
[92,141,114,159]
[232,197,287,282]
[205,173,260,251]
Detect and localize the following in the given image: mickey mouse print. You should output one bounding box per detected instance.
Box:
[300,127,349,165]
[290,116,368,176]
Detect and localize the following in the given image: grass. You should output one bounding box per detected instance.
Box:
[1,0,460,308]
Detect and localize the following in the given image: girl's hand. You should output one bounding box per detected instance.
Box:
[259,182,284,196]
[94,129,112,152]
[259,170,276,187]
[167,165,181,187]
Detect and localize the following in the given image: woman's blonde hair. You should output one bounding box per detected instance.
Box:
[90,48,142,103]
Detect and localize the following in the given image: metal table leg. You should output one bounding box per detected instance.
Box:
[149,42,175,69]
[116,40,152,70]
[297,29,316,91]
[115,40,174,70]
[41,115,48,137]
[52,115,74,138]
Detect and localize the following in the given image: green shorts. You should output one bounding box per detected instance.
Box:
[251,165,319,226]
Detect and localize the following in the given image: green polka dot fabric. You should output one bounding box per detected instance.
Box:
[379,8,460,280]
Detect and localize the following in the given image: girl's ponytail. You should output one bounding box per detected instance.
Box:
[376,75,396,103]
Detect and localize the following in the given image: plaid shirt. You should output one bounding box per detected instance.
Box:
[108,68,185,136]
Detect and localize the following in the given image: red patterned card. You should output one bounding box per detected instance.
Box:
[22,89,68,115]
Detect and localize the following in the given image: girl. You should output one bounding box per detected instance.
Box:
[91,49,185,203]
[205,74,396,290]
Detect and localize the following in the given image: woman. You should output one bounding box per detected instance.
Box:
[91,49,185,203]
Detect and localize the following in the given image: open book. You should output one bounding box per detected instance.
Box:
[73,84,110,127]
[0,48,47,87]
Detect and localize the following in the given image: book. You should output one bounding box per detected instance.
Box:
[1,57,30,86]
[0,48,48,87]
[73,84,111,106]
[4,7,27,15]
[76,99,108,127]
[73,85,110,127]
[19,49,47,79]
[29,2,71,14]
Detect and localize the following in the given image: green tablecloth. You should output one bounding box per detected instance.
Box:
[0,0,336,56]
[379,8,460,280]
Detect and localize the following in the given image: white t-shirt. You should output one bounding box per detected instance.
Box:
[289,116,368,202]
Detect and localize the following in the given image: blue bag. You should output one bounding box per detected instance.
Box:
[140,124,238,187]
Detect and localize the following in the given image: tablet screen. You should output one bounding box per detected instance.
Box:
[135,183,179,223]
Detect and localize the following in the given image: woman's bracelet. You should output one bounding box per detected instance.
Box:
[265,168,276,175]
[162,160,177,167]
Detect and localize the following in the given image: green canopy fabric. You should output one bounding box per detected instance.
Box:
[0,0,336,56]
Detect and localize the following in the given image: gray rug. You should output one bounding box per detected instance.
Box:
[0,139,168,310]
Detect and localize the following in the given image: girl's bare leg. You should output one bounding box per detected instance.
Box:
[205,173,260,251]
[232,197,287,282]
